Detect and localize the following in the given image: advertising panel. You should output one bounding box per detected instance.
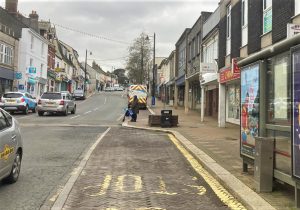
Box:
[292,49,300,179]
[240,64,259,158]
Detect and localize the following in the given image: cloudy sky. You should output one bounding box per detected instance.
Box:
[1,0,219,72]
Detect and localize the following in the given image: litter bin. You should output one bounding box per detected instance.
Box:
[161,110,172,128]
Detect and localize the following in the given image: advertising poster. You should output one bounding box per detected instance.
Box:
[240,64,259,158]
[293,50,300,179]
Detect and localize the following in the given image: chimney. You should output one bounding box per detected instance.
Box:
[29,10,39,20]
[5,0,18,15]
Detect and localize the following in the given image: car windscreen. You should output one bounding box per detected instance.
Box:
[3,93,23,98]
[41,93,61,99]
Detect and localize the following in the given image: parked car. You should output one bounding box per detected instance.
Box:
[0,108,23,183]
[0,92,37,114]
[105,87,113,92]
[37,92,76,116]
[73,89,86,100]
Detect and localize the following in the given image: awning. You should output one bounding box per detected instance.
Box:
[176,75,185,86]
[0,67,14,80]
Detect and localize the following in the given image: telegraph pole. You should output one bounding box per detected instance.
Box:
[84,49,87,95]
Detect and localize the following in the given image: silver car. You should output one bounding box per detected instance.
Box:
[0,108,23,183]
[37,92,76,116]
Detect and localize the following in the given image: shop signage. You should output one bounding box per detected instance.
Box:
[292,49,300,180]
[240,64,260,159]
[15,72,22,80]
[219,67,240,84]
[28,77,36,85]
[231,58,240,74]
[287,23,300,38]
[200,63,217,74]
[18,84,24,91]
[55,67,65,72]
[28,66,36,74]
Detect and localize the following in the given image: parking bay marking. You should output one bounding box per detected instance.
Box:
[70,115,80,119]
[83,175,203,197]
[84,111,92,115]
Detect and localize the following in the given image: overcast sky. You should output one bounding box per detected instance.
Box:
[0,0,219,72]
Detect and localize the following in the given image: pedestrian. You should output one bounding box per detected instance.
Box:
[130,95,139,122]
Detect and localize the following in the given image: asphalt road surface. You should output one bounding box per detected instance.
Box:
[0,91,243,210]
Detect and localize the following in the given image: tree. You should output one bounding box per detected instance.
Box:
[126,33,152,85]
[113,68,128,85]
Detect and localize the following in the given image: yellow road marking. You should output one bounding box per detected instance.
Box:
[84,175,112,196]
[168,134,247,210]
[115,175,142,193]
[136,208,166,210]
[187,185,206,195]
[152,176,177,195]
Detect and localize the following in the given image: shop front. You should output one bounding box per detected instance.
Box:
[219,63,241,125]
[47,70,57,92]
[237,33,300,205]
[0,66,14,95]
[176,75,185,107]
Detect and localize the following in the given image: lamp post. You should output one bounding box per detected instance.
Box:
[152,33,156,106]
[84,49,87,95]
[84,50,92,96]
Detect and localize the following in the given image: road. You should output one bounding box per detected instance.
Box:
[0,91,242,210]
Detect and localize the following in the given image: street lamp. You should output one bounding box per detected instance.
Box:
[84,50,92,95]
[146,33,156,106]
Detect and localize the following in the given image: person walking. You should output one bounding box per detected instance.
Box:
[130,95,139,122]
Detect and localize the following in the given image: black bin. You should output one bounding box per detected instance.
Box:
[161,110,172,128]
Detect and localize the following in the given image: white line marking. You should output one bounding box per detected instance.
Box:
[70,115,80,119]
[51,127,111,210]
[104,97,107,105]
[84,111,92,114]
[147,106,155,115]
[116,114,123,122]
[94,108,99,111]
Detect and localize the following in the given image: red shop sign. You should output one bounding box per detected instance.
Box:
[219,67,240,83]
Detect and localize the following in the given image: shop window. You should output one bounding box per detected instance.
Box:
[0,43,3,63]
[266,54,291,124]
[263,0,272,34]
[227,84,240,123]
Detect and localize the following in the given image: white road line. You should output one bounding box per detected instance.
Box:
[116,114,124,122]
[94,108,99,111]
[51,127,111,210]
[84,111,92,115]
[70,115,80,119]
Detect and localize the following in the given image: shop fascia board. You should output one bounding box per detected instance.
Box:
[238,33,300,67]
[200,73,218,85]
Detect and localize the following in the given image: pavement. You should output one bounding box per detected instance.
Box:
[123,100,295,210]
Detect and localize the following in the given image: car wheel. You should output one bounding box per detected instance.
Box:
[4,151,22,183]
[23,105,29,115]
[71,106,76,114]
[38,111,44,116]
[64,107,68,116]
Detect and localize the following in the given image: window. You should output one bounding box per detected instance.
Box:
[41,64,44,76]
[2,110,12,126]
[226,4,231,55]
[30,58,33,67]
[263,0,272,34]
[0,43,13,65]
[0,111,9,131]
[193,39,196,58]
[296,0,300,15]
[31,35,34,50]
[41,43,44,56]
[0,43,3,63]
[241,0,248,46]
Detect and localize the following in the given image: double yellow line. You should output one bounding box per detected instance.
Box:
[168,134,247,210]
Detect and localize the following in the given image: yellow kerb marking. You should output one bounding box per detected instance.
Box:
[115,175,142,193]
[84,175,112,196]
[187,185,206,195]
[152,176,177,195]
[136,208,166,210]
[168,134,247,210]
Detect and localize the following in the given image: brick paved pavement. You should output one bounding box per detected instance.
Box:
[126,100,295,210]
